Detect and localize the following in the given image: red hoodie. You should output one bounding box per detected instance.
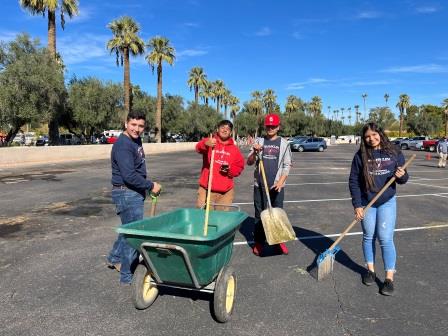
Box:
[196,135,245,193]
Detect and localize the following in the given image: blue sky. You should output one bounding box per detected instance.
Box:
[2,0,447,119]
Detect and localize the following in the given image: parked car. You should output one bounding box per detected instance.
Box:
[288,136,308,145]
[59,133,81,145]
[35,135,49,146]
[391,137,408,146]
[291,137,327,152]
[422,139,441,152]
[400,136,429,150]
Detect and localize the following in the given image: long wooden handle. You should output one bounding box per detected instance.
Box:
[258,157,273,211]
[329,154,416,250]
[204,145,215,236]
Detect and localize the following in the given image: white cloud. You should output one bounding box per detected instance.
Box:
[346,80,393,86]
[183,22,200,28]
[71,7,93,23]
[58,34,110,65]
[415,6,439,14]
[292,31,305,40]
[0,31,22,43]
[356,11,383,19]
[381,64,448,74]
[176,48,208,58]
[286,78,332,90]
[255,27,272,37]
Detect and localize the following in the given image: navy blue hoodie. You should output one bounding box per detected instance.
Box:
[349,149,409,208]
[111,134,153,197]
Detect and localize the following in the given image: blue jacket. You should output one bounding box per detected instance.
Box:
[111,134,153,196]
[349,149,408,208]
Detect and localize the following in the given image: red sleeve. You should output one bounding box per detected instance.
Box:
[228,147,245,177]
[196,138,208,153]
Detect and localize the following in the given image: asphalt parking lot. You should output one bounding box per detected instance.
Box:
[0,144,447,336]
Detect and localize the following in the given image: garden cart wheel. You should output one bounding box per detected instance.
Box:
[132,263,159,310]
[213,266,236,323]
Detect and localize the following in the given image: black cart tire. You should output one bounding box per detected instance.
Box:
[213,266,237,323]
[132,263,159,310]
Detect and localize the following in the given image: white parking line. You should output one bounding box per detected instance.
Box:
[287,182,347,186]
[233,192,448,205]
[408,182,448,189]
[233,223,448,245]
[289,172,349,176]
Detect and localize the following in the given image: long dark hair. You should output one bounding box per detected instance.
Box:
[360,122,397,191]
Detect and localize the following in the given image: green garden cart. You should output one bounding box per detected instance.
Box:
[117,207,248,323]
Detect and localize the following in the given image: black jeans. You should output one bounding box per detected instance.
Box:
[253,185,285,243]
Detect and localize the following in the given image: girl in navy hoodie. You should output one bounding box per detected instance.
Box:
[349,122,409,296]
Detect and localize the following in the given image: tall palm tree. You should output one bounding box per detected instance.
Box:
[187,67,207,104]
[347,107,352,125]
[199,79,212,106]
[327,105,331,120]
[362,93,368,121]
[221,89,232,120]
[211,80,226,115]
[354,105,360,124]
[263,89,277,114]
[333,110,337,121]
[146,36,176,143]
[340,107,345,124]
[20,0,79,145]
[285,95,300,116]
[384,93,390,106]
[396,94,410,137]
[250,91,264,137]
[230,96,240,140]
[308,96,322,117]
[19,0,79,58]
[442,98,448,136]
[107,16,145,116]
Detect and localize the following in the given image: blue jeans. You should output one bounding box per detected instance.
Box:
[361,196,397,272]
[107,189,144,284]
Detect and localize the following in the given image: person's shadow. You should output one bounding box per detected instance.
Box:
[238,218,365,276]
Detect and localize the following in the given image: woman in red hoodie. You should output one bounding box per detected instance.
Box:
[196,120,245,210]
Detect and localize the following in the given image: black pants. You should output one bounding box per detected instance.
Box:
[253,186,285,243]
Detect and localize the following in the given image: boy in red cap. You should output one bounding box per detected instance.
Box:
[196,120,245,210]
[247,114,292,255]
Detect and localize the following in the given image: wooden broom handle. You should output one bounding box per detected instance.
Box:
[329,154,416,250]
[204,136,215,236]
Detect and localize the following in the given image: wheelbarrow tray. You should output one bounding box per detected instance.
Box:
[117,208,248,288]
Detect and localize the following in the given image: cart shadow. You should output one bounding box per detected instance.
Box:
[293,226,364,277]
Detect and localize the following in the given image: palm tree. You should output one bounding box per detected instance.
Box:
[250,91,264,137]
[347,107,352,125]
[221,89,232,120]
[340,107,345,124]
[333,110,337,121]
[396,94,410,137]
[187,67,207,104]
[354,105,360,124]
[146,36,176,143]
[211,80,226,115]
[308,96,322,117]
[230,96,240,140]
[362,93,368,121]
[19,0,79,58]
[285,95,300,116]
[327,105,331,120]
[20,0,79,145]
[199,79,212,106]
[442,98,448,136]
[384,93,390,106]
[107,16,145,116]
[263,89,277,114]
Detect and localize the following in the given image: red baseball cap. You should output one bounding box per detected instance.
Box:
[264,114,280,126]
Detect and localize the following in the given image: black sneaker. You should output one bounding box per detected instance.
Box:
[362,270,376,286]
[381,279,394,296]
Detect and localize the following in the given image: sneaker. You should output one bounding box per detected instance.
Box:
[252,243,263,256]
[362,270,376,286]
[277,243,289,255]
[380,279,394,296]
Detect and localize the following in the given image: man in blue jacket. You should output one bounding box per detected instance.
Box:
[106,110,161,285]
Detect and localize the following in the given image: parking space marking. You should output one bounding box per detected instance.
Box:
[233,223,448,245]
[234,192,448,205]
[411,177,448,181]
[289,172,349,176]
[286,182,347,186]
[434,194,448,199]
[408,182,448,189]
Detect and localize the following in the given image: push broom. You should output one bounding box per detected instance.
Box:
[315,154,416,281]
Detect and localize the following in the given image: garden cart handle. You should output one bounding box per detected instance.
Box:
[328,154,416,251]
